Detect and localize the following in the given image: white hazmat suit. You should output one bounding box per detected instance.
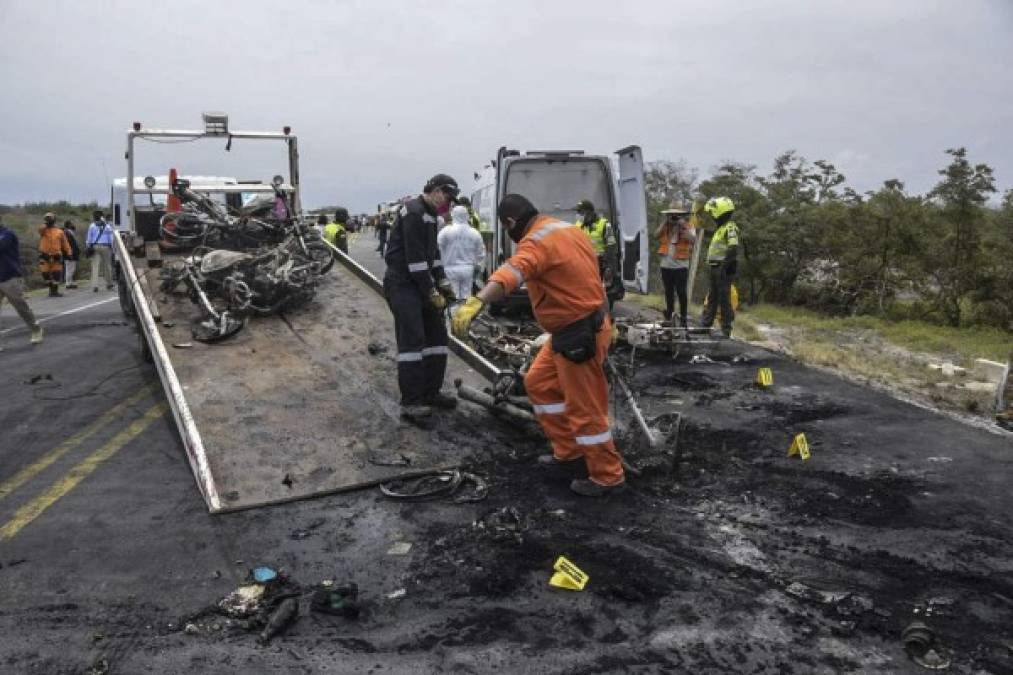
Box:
[437,205,486,303]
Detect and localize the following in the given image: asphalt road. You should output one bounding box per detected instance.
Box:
[0,235,1010,674]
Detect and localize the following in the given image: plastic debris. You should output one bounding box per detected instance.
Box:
[690,354,714,364]
[253,567,277,583]
[387,542,413,556]
[258,597,299,644]
[787,433,811,460]
[549,556,589,591]
[218,584,266,618]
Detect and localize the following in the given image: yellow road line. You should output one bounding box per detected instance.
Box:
[0,402,167,541]
[0,385,154,502]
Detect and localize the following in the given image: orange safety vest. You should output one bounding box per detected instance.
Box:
[489,215,605,333]
[656,222,694,260]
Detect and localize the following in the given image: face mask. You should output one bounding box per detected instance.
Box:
[506,219,525,244]
[436,201,451,216]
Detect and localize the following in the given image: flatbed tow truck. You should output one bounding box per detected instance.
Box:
[114,115,498,513]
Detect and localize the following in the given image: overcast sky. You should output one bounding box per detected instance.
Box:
[1,0,1010,211]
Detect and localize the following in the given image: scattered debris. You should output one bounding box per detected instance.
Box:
[386,588,406,600]
[218,584,266,618]
[902,621,952,670]
[366,341,388,356]
[281,473,293,488]
[386,542,413,556]
[379,469,488,503]
[310,583,359,619]
[474,506,526,543]
[289,518,326,540]
[367,452,411,467]
[258,598,299,645]
[690,354,715,364]
[24,373,54,385]
[173,342,193,349]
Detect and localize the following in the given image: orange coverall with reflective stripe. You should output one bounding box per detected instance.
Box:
[38,225,71,276]
[488,215,624,486]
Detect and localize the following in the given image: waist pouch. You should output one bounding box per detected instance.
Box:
[551,307,605,363]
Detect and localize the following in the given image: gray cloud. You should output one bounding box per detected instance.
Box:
[1,0,1010,210]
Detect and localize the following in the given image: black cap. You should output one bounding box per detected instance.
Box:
[424,173,459,200]
[93,209,104,219]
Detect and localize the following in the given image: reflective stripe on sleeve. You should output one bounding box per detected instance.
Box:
[431,260,443,268]
[397,352,423,362]
[408,261,429,272]
[422,214,436,223]
[531,401,566,414]
[421,346,449,357]
[575,430,613,445]
[504,263,524,285]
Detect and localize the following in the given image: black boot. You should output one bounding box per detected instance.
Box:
[48,283,62,298]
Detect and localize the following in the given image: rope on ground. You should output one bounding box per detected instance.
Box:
[30,364,145,401]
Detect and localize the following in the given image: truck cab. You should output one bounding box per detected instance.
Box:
[470,146,649,312]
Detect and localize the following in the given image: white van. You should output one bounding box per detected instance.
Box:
[469,146,649,311]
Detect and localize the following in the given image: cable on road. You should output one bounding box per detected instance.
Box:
[30,364,145,401]
[379,469,488,503]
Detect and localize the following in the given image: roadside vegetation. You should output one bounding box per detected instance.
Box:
[1,202,101,288]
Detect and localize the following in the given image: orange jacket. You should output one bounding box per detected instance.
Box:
[39,225,71,258]
[489,215,605,333]
[656,222,695,260]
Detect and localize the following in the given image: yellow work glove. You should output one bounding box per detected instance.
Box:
[452,297,485,339]
[428,289,447,311]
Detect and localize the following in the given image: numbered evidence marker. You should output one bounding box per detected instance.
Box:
[787,433,811,460]
[756,367,773,388]
[549,556,589,591]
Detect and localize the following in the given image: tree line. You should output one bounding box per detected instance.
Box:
[645,148,1012,330]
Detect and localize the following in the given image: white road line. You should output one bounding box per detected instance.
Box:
[0,297,118,335]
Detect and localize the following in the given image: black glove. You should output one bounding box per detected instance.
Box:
[436,278,456,303]
[724,260,738,277]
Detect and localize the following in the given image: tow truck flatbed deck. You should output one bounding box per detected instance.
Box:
[116,235,489,512]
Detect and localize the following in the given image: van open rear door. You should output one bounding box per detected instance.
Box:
[615,146,649,293]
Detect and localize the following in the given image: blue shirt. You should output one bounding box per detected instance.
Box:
[0,226,24,282]
[86,220,114,246]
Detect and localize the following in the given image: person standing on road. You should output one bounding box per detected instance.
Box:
[62,220,80,289]
[655,201,696,326]
[85,210,114,292]
[0,215,44,348]
[452,194,626,498]
[326,208,349,254]
[437,205,485,308]
[700,196,739,337]
[383,174,460,422]
[38,213,72,298]
[375,215,390,256]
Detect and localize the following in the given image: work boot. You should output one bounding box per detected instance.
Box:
[537,454,585,475]
[570,479,626,498]
[93,287,99,293]
[30,327,44,345]
[66,283,77,289]
[428,391,458,410]
[721,326,732,339]
[48,284,62,298]
[400,404,434,422]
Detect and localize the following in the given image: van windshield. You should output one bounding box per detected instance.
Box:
[503,158,611,224]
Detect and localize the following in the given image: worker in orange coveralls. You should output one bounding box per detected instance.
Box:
[38,213,72,297]
[452,194,625,497]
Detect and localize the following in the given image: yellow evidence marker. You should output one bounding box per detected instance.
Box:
[787,433,811,460]
[549,556,589,591]
[756,367,773,388]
